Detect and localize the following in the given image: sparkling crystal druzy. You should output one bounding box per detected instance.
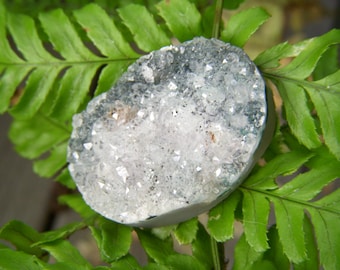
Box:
[68,37,273,227]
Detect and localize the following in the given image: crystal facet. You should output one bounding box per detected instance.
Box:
[68,37,274,227]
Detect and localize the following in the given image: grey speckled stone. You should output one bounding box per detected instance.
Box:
[68,37,274,227]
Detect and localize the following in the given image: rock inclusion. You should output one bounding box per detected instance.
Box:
[68,37,271,227]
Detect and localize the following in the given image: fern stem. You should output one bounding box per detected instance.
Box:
[212,0,224,39]
[38,111,72,133]
[240,185,340,216]
[262,71,340,94]
[210,235,224,270]
[0,58,138,67]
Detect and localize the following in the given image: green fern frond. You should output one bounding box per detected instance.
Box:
[260,29,340,158]
[209,28,340,268]
[209,145,340,269]
[247,148,340,266]
[209,33,340,265]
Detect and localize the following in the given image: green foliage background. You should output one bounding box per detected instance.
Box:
[1,0,340,269]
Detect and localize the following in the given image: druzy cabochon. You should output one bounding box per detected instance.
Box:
[68,37,274,227]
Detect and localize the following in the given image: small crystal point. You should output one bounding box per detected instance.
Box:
[68,37,274,227]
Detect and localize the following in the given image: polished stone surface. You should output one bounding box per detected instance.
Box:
[68,37,270,227]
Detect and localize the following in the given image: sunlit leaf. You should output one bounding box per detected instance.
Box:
[110,254,142,270]
[166,254,205,270]
[271,199,306,263]
[0,249,43,270]
[55,168,76,189]
[255,42,291,68]
[73,3,139,58]
[309,209,340,270]
[274,29,340,79]
[48,64,100,121]
[208,190,241,242]
[255,39,312,69]
[0,2,24,63]
[33,142,67,177]
[93,220,132,263]
[35,222,87,246]
[0,221,43,257]
[274,152,340,201]
[242,190,269,252]
[233,234,263,270]
[174,217,198,245]
[8,114,70,159]
[223,0,246,10]
[293,217,319,270]
[304,71,340,159]
[94,62,132,96]
[143,263,168,270]
[118,4,170,52]
[137,229,175,264]
[264,226,290,270]
[221,7,270,47]
[39,239,91,267]
[192,223,214,270]
[9,66,61,119]
[201,5,214,38]
[314,188,340,207]
[0,242,9,249]
[39,8,98,61]
[0,65,31,113]
[58,194,96,219]
[43,262,90,270]
[313,45,339,80]
[7,12,56,62]
[157,0,202,41]
[275,80,321,149]
[244,150,313,189]
[151,225,176,240]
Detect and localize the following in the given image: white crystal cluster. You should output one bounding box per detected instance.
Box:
[68,37,270,226]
